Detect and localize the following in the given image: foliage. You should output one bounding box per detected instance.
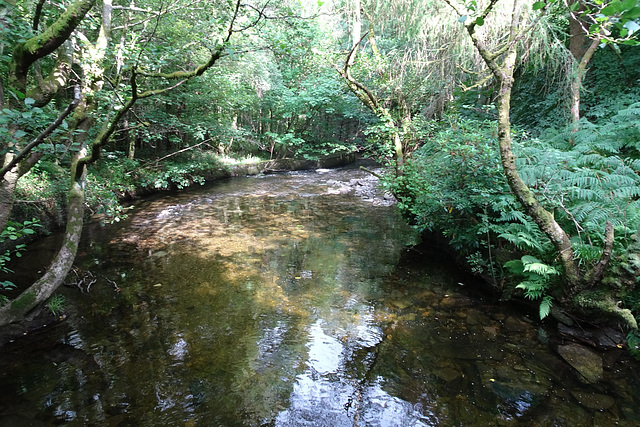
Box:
[0,219,41,291]
[580,45,640,123]
[505,255,558,318]
[46,294,65,317]
[0,98,63,153]
[523,103,640,270]
[387,103,640,317]
[13,161,69,220]
[627,329,640,360]
[383,113,512,253]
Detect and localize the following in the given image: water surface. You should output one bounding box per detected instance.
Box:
[1,165,639,426]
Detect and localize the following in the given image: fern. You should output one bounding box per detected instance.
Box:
[516,280,547,299]
[539,295,553,319]
[524,261,559,276]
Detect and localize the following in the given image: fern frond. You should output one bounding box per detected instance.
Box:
[524,262,559,276]
[539,296,553,319]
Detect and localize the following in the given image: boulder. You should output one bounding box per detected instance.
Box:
[557,343,603,384]
[570,391,616,411]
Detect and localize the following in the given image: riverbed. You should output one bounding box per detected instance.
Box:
[1,164,639,425]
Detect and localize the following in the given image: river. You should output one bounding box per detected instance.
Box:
[1,164,639,426]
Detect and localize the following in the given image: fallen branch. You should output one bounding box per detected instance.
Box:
[134,139,212,171]
[359,166,382,179]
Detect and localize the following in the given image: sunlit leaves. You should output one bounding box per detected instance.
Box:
[532,1,545,10]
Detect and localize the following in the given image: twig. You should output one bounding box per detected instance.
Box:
[139,138,212,168]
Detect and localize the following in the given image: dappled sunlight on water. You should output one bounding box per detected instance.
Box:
[1,165,640,425]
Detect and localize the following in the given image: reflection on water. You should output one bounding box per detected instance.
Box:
[1,165,640,426]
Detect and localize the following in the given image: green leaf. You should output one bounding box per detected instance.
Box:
[524,262,559,276]
[532,1,545,10]
[475,16,484,26]
[622,6,640,19]
[504,259,524,274]
[521,254,541,265]
[600,1,622,16]
[14,130,27,138]
[539,296,553,319]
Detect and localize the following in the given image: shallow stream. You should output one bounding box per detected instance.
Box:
[1,165,639,426]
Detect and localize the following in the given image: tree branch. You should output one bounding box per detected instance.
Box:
[140,139,212,168]
[10,0,96,89]
[77,0,243,174]
[32,0,47,30]
[0,86,81,179]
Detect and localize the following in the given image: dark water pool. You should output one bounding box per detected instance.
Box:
[1,165,639,426]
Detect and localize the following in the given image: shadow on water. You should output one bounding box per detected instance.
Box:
[1,165,640,426]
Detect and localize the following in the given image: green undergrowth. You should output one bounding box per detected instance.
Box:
[384,105,640,329]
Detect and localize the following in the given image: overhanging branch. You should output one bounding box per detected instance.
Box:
[0,85,81,179]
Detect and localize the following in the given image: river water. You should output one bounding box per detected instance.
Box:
[1,165,640,426]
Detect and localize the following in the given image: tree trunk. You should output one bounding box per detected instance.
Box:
[0,165,20,233]
[568,1,600,125]
[336,31,405,176]
[569,37,599,124]
[128,127,137,160]
[349,0,361,66]
[455,0,582,294]
[0,164,85,325]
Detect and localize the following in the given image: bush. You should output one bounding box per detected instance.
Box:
[384,107,640,320]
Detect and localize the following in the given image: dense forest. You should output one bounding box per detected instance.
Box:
[1,0,640,353]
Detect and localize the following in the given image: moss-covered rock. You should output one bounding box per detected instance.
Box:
[557,343,603,384]
[574,291,638,330]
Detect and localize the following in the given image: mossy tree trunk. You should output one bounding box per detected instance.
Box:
[443,0,620,306]
[0,0,95,234]
[0,162,85,325]
[444,0,586,296]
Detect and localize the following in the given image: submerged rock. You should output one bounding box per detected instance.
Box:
[434,365,463,382]
[504,316,529,332]
[557,343,603,384]
[570,390,616,411]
